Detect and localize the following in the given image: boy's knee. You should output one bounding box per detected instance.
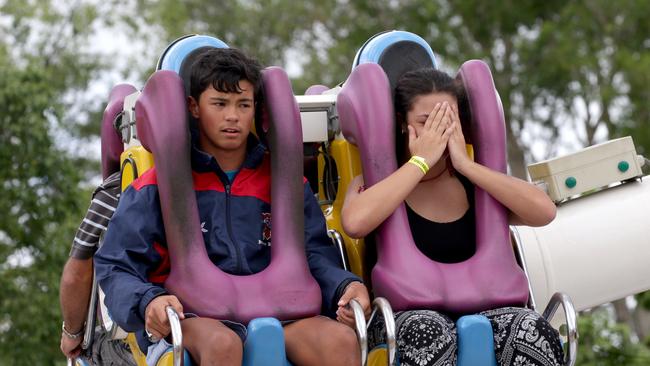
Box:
[209,329,242,354]
[184,320,243,365]
[326,323,360,363]
[334,324,358,349]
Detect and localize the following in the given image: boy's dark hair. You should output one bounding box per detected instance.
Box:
[393,68,472,162]
[189,47,264,110]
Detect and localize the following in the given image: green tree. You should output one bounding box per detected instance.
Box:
[133,0,334,75]
[143,0,650,177]
[576,308,650,365]
[0,1,106,364]
[522,1,650,158]
[293,0,650,177]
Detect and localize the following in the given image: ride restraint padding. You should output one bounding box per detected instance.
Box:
[101,84,136,179]
[337,62,528,314]
[134,69,321,324]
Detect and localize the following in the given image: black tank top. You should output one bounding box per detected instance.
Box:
[406,174,476,263]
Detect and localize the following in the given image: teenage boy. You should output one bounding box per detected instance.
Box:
[95,47,369,366]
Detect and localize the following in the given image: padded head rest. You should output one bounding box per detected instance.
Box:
[305,84,330,95]
[156,34,230,142]
[353,30,437,96]
[157,35,229,73]
[101,84,137,179]
[157,34,229,99]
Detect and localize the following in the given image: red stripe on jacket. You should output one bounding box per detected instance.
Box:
[130,156,307,205]
[131,168,158,191]
[149,241,170,283]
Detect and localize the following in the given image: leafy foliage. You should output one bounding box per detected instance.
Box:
[0,1,104,364]
[576,308,650,365]
[138,0,650,177]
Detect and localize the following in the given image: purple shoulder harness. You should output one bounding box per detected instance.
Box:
[338,62,528,314]
[101,84,136,179]
[134,68,321,324]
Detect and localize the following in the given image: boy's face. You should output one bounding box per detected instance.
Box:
[189,80,255,156]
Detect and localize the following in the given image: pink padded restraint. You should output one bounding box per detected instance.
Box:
[101,84,136,179]
[134,68,322,324]
[338,61,528,314]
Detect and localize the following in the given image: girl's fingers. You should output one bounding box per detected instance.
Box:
[450,106,460,126]
[408,125,417,141]
[433,103,452,134]
[424,102,442,130]
[444,124,455,139]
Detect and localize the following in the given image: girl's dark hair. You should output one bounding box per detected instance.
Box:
[189,48,264,120]
[393,68,472,162]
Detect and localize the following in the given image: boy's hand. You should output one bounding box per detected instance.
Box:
[336,282,371,328]
[144,295,185,341]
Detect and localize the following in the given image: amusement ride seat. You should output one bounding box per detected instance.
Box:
[333,30,577,366]
[340,35,530,316]
[91,35,369,366]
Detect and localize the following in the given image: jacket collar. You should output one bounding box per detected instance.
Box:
[191,134,266,174]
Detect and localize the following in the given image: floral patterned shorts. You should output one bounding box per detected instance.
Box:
[368,307,564,366]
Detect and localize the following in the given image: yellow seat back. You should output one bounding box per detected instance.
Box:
[121,146,155,190]
[367,345,390,366]
[318,140,368,281]
[120,146,155,366]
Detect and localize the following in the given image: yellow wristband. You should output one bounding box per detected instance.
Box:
[408,156,429,175]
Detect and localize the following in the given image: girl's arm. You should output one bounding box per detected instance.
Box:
[446,107,556,226]
[342,166,424,238]
[457,161,556,226]
[341,102,453,238]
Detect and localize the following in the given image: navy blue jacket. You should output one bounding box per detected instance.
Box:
[95,136,360,339]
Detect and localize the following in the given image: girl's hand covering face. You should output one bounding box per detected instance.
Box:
[446,104,472,171]
[408,101,454,167]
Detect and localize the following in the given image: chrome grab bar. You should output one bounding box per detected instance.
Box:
[81,271,99,350]
[328,229,349,271]
[166,306,184,366]
[367,297,397,366]
[509,226,538,312]
[541,292,578,366]
[350,299,368,366]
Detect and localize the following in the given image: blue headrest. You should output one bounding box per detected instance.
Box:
[352,30,436,69]
[157,34,229,74]
[155,34,230,133]
[351,31,437,97]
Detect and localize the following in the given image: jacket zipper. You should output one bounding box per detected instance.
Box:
[225,184,243,273]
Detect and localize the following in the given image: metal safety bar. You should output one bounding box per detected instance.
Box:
[166,306,184,366]
[541,292,578,366]
[67,271,100,366]
[350,299,368,366]
[328,229,349,271]
[509,226,538,312]
[81,271,99,350]
[367,297,397,366]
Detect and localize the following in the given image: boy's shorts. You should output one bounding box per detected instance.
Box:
[145,315,246,365]
[144,314,328,365]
